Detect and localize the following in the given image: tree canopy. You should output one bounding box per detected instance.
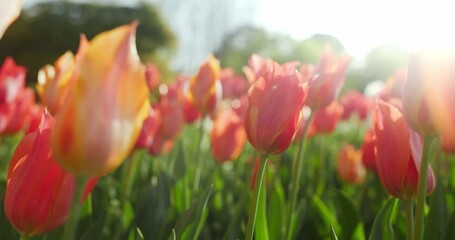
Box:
[0,2,175,84]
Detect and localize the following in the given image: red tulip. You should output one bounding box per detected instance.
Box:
[373,98,435,199]
[135,107,161,149]
[310,101,343,135]
[2,88,35,135]
[144,63,160,91]
[244,61,308,155]
[211,108,246,162]
[4,111,97,236]
[0,57,26,105]
[336,144,366,185]
[361,127,376,172]
[220,68,249,99]
[340,90,370,121]
[305,47,351,110]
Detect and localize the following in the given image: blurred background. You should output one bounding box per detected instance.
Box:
[4,0,453,90]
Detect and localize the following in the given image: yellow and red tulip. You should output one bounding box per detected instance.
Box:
[52,23,150,176]
[187,55,222,115]
[36,51,75,115]
[336,144,366,185]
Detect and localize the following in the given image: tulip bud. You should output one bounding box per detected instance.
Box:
[52,23,150,176]
[305,47,351,109]
[211,109,246,162]
[187,55,222,115]
[340,90,370,121]
[361,128,376,172]
[310,100,343,135]
[244,61,308,155]
[4,111,97,236]
[373,98,435,199]
[336,144,366,185]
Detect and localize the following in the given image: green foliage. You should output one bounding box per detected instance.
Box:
[0,2,175,84]
[216,25,345,72]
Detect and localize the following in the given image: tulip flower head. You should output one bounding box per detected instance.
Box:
[340,90,370,121]
[52,22,150,176]
[36,51,75,115]
[336,144,366,185]
[305,47,351,110]
[373,98,435,199]
[211,108,246,162]
[187,55,222,115]
[4,111,97,236]
[361,127,376,172]
[310,100,343,135]
[244,61,308,155]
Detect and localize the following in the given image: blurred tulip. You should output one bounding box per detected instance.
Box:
[242,54,274,84]
[4,111,97,236]
[182,95,201,123]
[340,90,370,120]
[157,86,184,141]
[0,0,22,38]
[0,57,26,104]
[361,127,376,172]
[187,55,222,115]
[403,54,436,135]
[144,63,160,91]
[36,51,75,115]
[305,47,351,109]
[337,144,366,185]
[135,107,161,150]
[25,105,44,134]
[378,69,406,101]
[412,51,455,152]
[211,109,246,162]
[52,23,150,176]
[220,68,249,99]
[373,98,435,199]
[310,101,343,135]
[2,88,35,135]
[244,61,308,155]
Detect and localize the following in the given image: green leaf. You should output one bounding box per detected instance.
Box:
[333,190,365,240]
[331,225,339,240]
[173,185,213,240]
[443,211,455,240]
[424,175,447,240]
[268,180,286,240]
[368,198,399,240]
[312,195,340,235]
[79,214,106,240]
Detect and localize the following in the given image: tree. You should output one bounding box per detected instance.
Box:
[0,2,175,84]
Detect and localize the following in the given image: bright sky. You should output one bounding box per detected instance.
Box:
[255,0,455,58]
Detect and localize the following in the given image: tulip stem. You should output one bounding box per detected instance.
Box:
[285,111,315,240]
[19,234,28,240]
[63,176,88,240]
[193,118,205,192]
[413,136,433,240]
[245,156,268,240]
[122,152,137,201]
[404,199,414,240]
